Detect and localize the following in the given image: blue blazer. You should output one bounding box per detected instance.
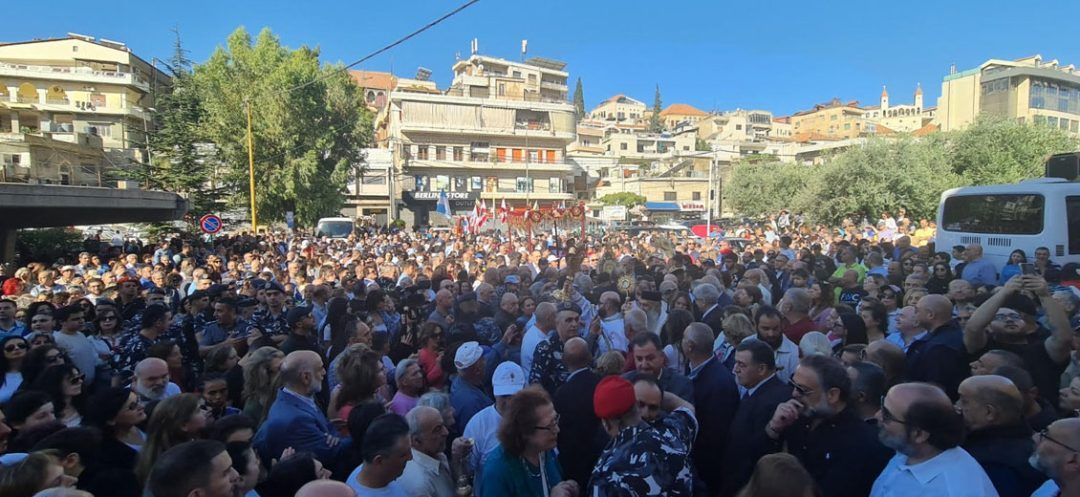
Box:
[253,390,350,465]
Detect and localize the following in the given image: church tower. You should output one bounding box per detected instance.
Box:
[880,85,890,112]
[914,83,924,111]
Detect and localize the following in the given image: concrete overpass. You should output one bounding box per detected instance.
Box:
[0,183,187,261]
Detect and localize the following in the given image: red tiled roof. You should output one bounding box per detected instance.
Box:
[660,103,708,117]
[349,70,396,90]
[912,123,939,137]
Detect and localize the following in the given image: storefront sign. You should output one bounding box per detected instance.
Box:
[679,201,706,212]
[405,191,478,202]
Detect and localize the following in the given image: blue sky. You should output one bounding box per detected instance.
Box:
[8,0,1080,116]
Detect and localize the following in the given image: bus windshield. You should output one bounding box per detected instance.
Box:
[941,194,1045,235]
[315,220,354,238]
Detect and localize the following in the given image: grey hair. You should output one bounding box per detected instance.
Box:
[692,283,720,306]
[418,391,451,413]
[799,332,833,357]
[784,288,811,314]
[624,308,647,335]
[395,358,419,387]
[405,405,440,437]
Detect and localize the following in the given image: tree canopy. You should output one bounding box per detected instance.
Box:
[725,116,1078,224]
[598,192,647,208]
[193,27,373,227]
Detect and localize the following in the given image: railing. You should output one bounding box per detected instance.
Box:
[0,63,149,88]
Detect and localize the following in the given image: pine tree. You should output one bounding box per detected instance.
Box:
[572,77,585,119]
[149,29,216,213]
[649,84,664,132]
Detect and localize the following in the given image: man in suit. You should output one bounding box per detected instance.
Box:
[720,339,791,496]
[683,322,740,497]
[554,337,604,490]
[693,283,728,337]
[907,294,968,400]
[624,333,694,402]
[253,350,348,465]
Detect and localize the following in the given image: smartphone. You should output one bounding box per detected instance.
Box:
[1020,263,1035,276]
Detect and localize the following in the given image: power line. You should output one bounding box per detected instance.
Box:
[268,0,481,98]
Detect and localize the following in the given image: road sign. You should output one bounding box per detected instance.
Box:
[199,214,223,234]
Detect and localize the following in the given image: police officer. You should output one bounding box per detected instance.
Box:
[588,375,698,497]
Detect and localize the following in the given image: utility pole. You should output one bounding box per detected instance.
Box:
[245,99,257,233]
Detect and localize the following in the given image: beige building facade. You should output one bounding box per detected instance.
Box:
[790,98,868,139]
[0,35,169,169]
[938,54,1080,133]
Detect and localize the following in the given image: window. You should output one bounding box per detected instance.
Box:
[692,191,701,200]
[1,153,23,167]
[471,176,482,190]
[89,123,112,138]
[620,143,628,150]
[664,192,677,201]
[1048,117,1059,128]
[513,71,521,78]
[1068,196,1080,254]
[844,123,851,130]
[1072,120,1078,133]
[434,175,449,192]
[435,146,446,160]
[415,175,429,191]
[549,177,562,193]
[453,147,464,161]
[498,83,506,96]
[528,150,539,162]
[417,146,429,160]
[516,177,533,193]
[941,194,1044,235]
[735,124,742,130]
[454,177,465,191]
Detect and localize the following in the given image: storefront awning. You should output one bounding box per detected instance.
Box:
[644,201,680,211]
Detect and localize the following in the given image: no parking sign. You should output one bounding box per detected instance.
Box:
[199,214,223,234]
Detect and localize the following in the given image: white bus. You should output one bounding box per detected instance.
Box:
[935,178,1080,270]
[314,217,355,239]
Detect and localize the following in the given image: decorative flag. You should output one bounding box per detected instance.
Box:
[498,198,508,223]
[435,190,451,218]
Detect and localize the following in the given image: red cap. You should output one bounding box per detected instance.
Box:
[116,275,140,285]
[593,375,636,420]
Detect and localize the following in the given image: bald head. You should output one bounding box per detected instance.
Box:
[295,480,356,497]
[958,375,1024,429]
[563,337,592,371]
[600,291,621,309]
[281,350,323,389]
[888,382,953,411]
[135,357,168,378]
[916,294,954,330]
[864,339,905,383]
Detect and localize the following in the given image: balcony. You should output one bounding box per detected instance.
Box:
[479,190,575,201]
[0,63,151,92]
[540,80,568,91]
[405,158,576,173]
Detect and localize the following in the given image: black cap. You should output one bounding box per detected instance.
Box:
[456,291,478,304]
[207,284,229,297]
[265,281,286,294]
[237,297,258,309]
[188,290,209,300]
[555,301,581,315]
[287,306,313,327]
[250,279,268,290]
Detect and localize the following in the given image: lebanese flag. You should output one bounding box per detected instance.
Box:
[498,198,509,223]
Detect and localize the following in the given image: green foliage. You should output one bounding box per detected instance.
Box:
[15,229,84,266]
[193,27,374,227]
[598,192,647,208]
[695,138,711,152]
[149,29,218,214]
[725,117,1078,224]
[649,84,663,133]
[572,78,585,120]
[726,161,815,219]
[948,115,1078,185]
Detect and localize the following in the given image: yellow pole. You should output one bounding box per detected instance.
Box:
[245,100,257,233]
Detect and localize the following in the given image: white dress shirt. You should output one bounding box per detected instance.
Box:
[462,404,502,478]
[521,325,552,379]
[870,447,999,497]
[397,448,455,497]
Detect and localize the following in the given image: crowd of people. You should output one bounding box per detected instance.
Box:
[0,212,1077,497]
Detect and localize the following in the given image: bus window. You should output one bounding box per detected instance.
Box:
[1068,196,1080,254]
[941,194,1045,235]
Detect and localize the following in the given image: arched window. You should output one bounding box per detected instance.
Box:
[17,83,37,103]
[46,85,68,104]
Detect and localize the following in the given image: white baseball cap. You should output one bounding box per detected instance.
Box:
[454,341,483,370]
[492,361,526,396]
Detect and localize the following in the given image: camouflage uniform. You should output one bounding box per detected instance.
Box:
[252,308,288,337]
[588,407,698,497]
[114,331,165,373]
[528,334,568,395]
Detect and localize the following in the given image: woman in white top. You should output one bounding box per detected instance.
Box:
[0,335,28,403]
[31,363,87,427]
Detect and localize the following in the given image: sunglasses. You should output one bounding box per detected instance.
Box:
[4,342,28,352]
[68,373,85,385]
[791,381,813,397]
[100,316,118,321]
[880,398,907,425]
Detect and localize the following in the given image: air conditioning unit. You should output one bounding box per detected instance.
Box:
[116,180,140,189]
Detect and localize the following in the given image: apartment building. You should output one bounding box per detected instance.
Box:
[590,94,646,124]
[938,54,1080,133]
[790,98,868,139]
[388,50,579,227]
[657,103,709,130]
[0,34,169,173]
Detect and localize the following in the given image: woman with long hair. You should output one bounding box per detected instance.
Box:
[661,309,695,373]
[134,393,209,484]
[999,249,1028,286]
[88,307,123,363]
[827,311,869,354]
[20,344,67,387]
[480,386,575,497]
[329,343,386,423]
[671,291,693,313]
[0,336,28,403]
[241,346,284,425]
[808,281,838,332]
[926,263,954,295]
[148,341,193,392]
[257,452,332,497]
[322,297,352,360]
[417,321,447,389]
[30,363,87,427]
[737,453,819,497]
[83,387,147,470]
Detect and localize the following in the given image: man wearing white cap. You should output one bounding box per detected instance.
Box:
[450,341,493,429]
[463,361,526,481]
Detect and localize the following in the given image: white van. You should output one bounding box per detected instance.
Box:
[314,217,355,239]
[935,178,1080,269]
